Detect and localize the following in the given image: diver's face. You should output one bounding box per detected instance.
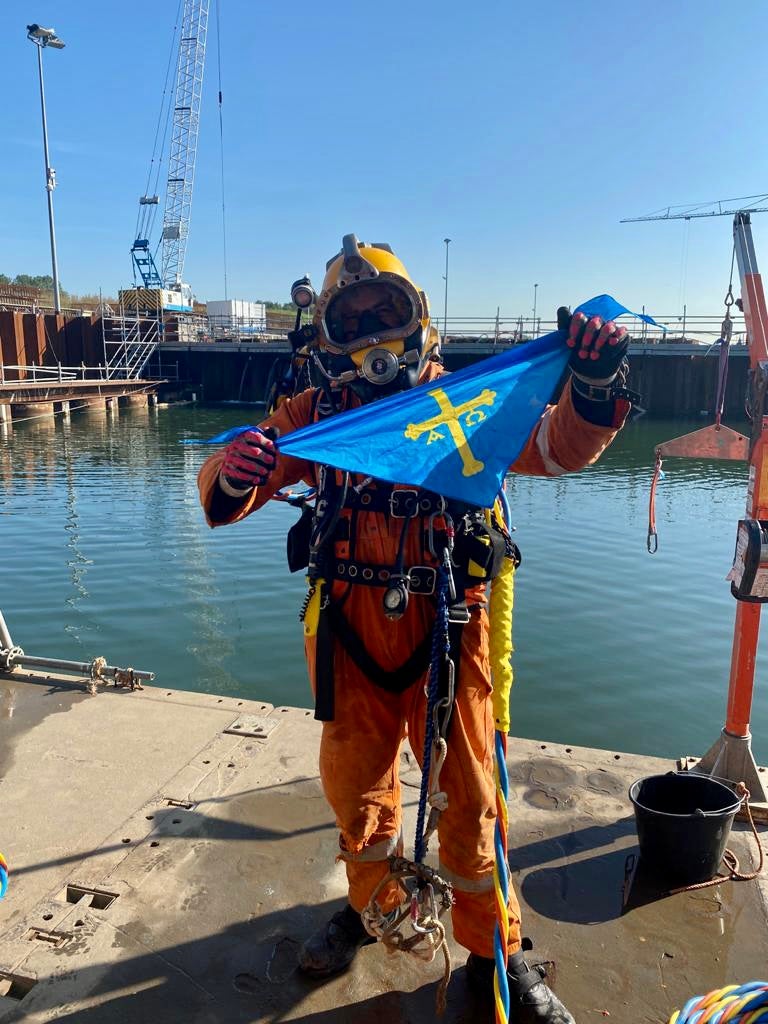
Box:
[326,283,413,346]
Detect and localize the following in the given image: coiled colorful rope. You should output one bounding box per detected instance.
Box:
[0,853,8,899]
[669,982,768,1023]
[493,730,511,1024]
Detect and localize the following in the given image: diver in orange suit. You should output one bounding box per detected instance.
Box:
[198,236,633,1023]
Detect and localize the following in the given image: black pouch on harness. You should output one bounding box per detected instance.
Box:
[286,504,315,573]
[452,513,508,584]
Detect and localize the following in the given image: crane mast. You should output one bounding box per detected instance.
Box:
[130,0,209,308]
[161,0,209,290]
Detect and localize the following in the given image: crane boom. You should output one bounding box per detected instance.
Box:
[161,0,210,289]
[621,193,768,223]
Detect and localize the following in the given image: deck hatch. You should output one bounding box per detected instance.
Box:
[0,973,37,1000]
[58,884,119,910]
[26,927,72,948]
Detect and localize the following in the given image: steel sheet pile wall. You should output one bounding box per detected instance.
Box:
[164,345,749,418]
[0,312,106,378]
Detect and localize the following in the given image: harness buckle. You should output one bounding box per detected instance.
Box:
[390,489,419,518]
[447,601,470,624]
[407,566,437,595]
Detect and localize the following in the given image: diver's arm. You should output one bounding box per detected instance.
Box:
[510,311,632,477]
[198,390,316,527]
[509,377,628,477]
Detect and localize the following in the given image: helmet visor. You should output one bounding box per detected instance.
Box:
[324,281,417,350]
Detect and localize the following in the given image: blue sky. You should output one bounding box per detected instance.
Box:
[2,0,768,321]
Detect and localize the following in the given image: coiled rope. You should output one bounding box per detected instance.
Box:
[671,782,764,894]
[669,981,768,1023]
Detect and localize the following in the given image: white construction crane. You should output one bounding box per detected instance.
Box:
[621,193,768,223]
[130,0,210,311]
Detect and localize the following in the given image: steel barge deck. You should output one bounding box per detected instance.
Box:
[1,675,766,1022]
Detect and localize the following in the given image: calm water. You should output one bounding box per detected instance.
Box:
[2,404,766,763]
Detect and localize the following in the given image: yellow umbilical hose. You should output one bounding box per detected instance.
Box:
[489,503,515,732]
[487,501,517,1023]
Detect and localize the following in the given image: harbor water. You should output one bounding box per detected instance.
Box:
[2,404,766,764]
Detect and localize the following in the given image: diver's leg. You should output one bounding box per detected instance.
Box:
[299,645,405,977]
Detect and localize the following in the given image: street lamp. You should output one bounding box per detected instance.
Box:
[532,282,538,338]
[26,23,65,314]
[443,238,451,340]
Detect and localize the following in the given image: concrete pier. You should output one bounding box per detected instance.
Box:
[55,401,70,421]
[79,398,106,415]
[120,393,148,409]
[9,402,54,421]
[0,675,766,1023]
[0,405,9,426]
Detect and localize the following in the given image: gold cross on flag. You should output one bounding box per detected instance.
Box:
[404,387,496,477]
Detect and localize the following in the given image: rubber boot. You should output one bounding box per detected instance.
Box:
[297,904,376,978]
[466,950,576,1023]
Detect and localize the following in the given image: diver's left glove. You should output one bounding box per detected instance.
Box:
[218,427,279,497]
[560,308,629,387]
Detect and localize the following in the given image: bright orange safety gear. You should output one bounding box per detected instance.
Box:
[198,362,626,958]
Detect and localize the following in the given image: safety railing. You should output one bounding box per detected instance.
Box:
[0,363,111,385]
[437,313,748,345]
[147,310,749,347]
[102,309,162,380]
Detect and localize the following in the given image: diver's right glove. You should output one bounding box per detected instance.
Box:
[218,427,278,497]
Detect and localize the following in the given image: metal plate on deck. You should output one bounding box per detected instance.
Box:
[223,714,279,739]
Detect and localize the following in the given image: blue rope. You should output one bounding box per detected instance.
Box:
[414,563,451,864]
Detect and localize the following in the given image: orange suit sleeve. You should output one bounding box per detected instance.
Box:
[197,389,317,527]
[510,378,626,477]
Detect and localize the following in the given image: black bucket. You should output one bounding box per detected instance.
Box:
[628,772,742,888]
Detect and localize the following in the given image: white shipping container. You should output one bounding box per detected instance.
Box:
[207,299,266,322]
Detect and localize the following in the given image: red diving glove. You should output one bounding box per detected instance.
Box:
[218,427,279,497]
[562,309,629,383]
[557,307,633,426]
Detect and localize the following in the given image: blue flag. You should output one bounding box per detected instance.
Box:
[189,296,659,508]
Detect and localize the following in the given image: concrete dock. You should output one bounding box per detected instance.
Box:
[1,675,767,1022]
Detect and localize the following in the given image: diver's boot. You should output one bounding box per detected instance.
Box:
[297,904,376,978]
[466,950,576,1023]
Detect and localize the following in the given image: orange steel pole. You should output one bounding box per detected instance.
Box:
[726,601,762,736]
[724,214,768,736]
[696,214,768,798]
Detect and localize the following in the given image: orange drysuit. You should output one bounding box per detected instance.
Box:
[198,366,624,958]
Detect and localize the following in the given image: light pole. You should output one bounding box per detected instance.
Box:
[532,282,538,338]
[27,23,65,314]
[443,238,451,340]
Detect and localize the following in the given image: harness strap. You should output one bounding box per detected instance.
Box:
[326,601,435,694]
[330,559,437,594]
[344,484,454,517]
[314,591,335,721]
[313,599,468,714]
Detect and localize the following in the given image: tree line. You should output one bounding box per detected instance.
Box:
[1,273,293,311]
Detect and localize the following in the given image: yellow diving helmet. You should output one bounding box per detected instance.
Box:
[308,234,440,402]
